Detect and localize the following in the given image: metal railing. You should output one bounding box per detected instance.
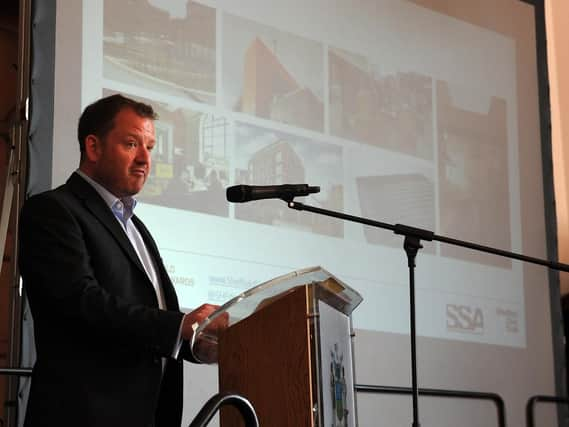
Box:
[188,392,258,427]
[526,395,569,427]
[0,368,31,427]
[0,369,258,427]
[0,371,515,427]
[0,368,31,377]
[355,383,506,427]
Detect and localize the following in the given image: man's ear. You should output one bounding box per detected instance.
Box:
[84,135,102,162]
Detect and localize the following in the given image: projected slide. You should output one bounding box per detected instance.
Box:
[71,0,525,348]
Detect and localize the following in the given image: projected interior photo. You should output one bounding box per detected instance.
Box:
[223,13,324,132]
[329,47,433,160]
[103,0,216,104]
[436,81,512,269]
[233,123,343,237]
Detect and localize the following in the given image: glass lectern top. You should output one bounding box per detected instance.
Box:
[189,266,363,364]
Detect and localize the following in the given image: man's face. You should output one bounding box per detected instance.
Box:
[88,107,155,198]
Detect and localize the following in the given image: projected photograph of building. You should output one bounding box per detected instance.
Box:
[329,47,433,160]
[234,124,343,237]
[223,14,324,132]
[356,174,436,253]
[437,81,511,268]
[103,0,216,104]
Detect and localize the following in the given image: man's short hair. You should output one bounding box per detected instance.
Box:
[77,94,158,154]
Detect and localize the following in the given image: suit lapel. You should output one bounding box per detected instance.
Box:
[66,173,148,277]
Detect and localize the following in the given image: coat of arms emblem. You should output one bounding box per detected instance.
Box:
[329,343,349,426]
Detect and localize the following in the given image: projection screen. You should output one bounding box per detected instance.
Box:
[24,0,561,425]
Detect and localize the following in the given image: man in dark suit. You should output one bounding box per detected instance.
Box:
[18,94,220,426]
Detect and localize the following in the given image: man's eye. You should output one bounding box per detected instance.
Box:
[126,141,137,148]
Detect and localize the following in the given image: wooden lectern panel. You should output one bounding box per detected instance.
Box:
[218,285,315,427]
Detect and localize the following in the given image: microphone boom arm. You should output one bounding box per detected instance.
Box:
[286,200,569,272]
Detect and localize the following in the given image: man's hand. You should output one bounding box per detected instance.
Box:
[181,303,221,340]
[182,303,228,363]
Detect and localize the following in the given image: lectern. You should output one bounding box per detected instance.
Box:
[190,266,363,427]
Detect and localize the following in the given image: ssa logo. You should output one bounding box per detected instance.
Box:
[446,304,484,334]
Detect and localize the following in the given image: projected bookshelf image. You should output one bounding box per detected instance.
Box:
[234,124,343,237]
[103,0,216,104]
[437,81,511,268]
[329,47,433,160]
[136,104,230,217]
[223,13,324,133]
[357,174,435,253]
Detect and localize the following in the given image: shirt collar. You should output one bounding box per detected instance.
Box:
[76,169,137,224]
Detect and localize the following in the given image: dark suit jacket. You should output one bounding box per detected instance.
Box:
[19,172,186,427]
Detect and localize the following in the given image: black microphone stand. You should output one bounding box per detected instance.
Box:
[284,198,569,427]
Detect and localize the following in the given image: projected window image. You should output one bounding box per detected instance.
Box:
[223,13,324,133]
[103,0,216,104]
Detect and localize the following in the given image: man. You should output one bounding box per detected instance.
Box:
[19,94,220,426]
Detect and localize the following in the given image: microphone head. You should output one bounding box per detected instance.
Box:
[306,186,320,195]
[226,184,320,203]
[226,185,249,203]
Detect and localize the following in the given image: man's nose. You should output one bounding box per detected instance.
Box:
[136,145,151,163]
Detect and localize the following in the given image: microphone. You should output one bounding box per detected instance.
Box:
[226,184,320,203]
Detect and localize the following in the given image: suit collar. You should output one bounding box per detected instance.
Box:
[75,170,138,221]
